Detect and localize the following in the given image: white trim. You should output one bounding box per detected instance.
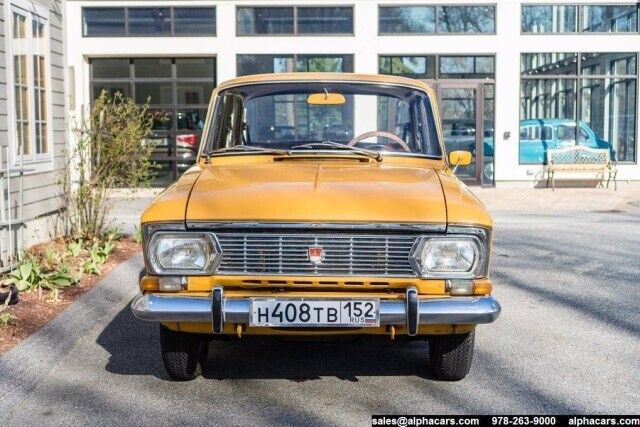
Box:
[5,0,55,174]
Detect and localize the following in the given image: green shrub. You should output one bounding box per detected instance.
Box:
[0,312,17,327]
[5,252,81,296]
[60,91,159,241]
[82,240,115,275]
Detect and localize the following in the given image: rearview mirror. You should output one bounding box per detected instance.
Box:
[448,151,472,170]
[307,92,346,105]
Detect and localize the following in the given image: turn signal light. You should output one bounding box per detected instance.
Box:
[472,279,493,295]
[140,275,159,291]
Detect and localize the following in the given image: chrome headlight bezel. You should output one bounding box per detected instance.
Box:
[142,223,223,276]
[409,227,490,279]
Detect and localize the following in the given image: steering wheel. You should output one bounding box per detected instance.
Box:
[347,131,411,152]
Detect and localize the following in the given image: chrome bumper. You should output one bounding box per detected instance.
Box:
[131,289,501,333]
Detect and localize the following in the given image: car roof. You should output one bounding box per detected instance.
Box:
[215,72,436,98]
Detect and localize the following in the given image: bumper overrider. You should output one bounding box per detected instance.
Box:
[131,287,501,336]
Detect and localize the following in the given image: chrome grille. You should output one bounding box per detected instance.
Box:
[215,233,417,277]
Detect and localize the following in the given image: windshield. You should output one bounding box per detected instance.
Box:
[203,82,441,157]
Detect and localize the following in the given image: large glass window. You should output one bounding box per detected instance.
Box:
[237,6,353,35]
[379,56,436,79]
[379,5,495,34]
[237,54,354,76]
[82,8,125,36]
[82,7,216,36]
[439,56,495,79]
[297,7,353,34]
[437,6,495,33]
[90,58,216,186]
[174,7,216,35]
[10,6,50,161]
[520,53,637,164]
[128,8,171,35]
[581,5,638,32]
[522,5,577,33]
[522,4,639,34]
[379,6,436,34]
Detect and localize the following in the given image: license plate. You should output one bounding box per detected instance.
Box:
[250,298,380,327]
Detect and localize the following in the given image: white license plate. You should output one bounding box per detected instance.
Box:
[250,298,380,327]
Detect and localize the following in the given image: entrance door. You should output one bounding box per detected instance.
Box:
[436,83,494,185]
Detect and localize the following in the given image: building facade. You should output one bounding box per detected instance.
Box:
[0,0,65,266]
[65,0,640,188]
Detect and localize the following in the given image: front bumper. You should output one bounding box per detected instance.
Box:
[131,289,501,334]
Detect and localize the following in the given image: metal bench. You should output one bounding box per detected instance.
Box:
[546,146,617,191]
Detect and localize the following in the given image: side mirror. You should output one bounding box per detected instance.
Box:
[448,151,472,172]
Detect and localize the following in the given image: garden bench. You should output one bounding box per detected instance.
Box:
[546,146,617,191]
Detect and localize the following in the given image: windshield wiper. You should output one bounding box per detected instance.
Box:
[205,145,289,157]
[289,141,383,162]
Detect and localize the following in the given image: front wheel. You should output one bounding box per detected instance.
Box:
[427,331,475,381]
[159,325,209,381]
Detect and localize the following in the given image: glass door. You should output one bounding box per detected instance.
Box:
[436,83,494,185]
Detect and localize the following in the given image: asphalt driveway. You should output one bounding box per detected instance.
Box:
[1,207,639,425]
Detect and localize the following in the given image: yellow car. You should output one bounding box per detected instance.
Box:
[132,73,501,381]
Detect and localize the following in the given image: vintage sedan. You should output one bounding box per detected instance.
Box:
[131,73,501,381]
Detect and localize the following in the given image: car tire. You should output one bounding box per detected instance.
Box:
[159,325,209,381]
[427,331,475,381]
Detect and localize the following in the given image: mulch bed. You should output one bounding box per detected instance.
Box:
[0,238,140,355]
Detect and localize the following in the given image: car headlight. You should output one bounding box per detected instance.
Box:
[410,234,488,279]
[146,231,222,275]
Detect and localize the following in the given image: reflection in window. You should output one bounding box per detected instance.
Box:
[82,8,125,36]
[521,5,576,33]
[128,8,171,35]
[236,7,293,34]
[174,8,216,35]
[91,58,129,78]
[437,6,495,33]
[82,7,216,36]
[90,58,216,185]
[520,52,637,164]
[521,53,578,76]
[439,56,495,79]
[581,5,638,33]
[237,6,353,35]
[378,6,435,33]
[297,7,352,34]
[379,56,436,79]
[237,54,354,76]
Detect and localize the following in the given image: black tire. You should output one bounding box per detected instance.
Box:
[159,325,209,381]
[427,331,475,381]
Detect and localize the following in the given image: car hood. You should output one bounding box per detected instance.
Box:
[184,159,447,225]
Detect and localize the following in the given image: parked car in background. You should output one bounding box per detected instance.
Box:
[132,73,501,382]
[519,118,615,164]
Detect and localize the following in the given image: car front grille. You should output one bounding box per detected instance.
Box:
[215,233,418,277]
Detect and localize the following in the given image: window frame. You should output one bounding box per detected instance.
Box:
[235,5,355,36]
[5,0,54,170]
[519,52,639,165]
[377,4,497,36]
[81,6,217,37]
[236,54,355,76]
[89,57,217,186]
[378,54,497,81]
[521,3,640,35]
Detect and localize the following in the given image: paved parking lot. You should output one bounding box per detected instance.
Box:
[1,193,639,425]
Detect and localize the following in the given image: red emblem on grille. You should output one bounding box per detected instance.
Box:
[307,246,324,265]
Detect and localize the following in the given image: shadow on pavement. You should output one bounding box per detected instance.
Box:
[96,301,430,381]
